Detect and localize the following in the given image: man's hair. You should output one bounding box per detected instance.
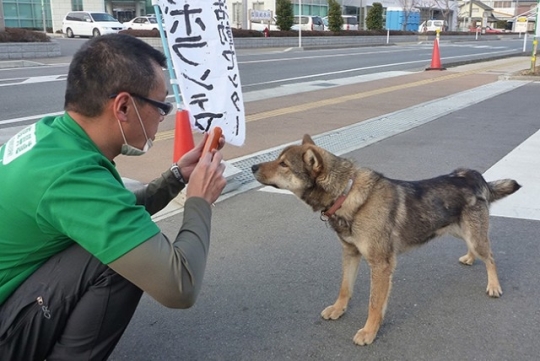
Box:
[64,34,167,117]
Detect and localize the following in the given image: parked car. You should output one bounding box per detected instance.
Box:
[322,15,359,31]
[291,15,325,31]
[62,11,124,38]
[418,20,447,33]
[250,17,279,31]
[470,25,504,33]
[124,16,160,31]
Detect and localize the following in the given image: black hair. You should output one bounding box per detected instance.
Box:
[64,34,167,117]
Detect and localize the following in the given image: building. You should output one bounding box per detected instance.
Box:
[456,0,537,31]
[228,0,458,31]
[1,0,156,33]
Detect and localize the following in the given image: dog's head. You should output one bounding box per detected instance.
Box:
[251,134,340,199]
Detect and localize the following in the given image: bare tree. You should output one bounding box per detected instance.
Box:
[416,0,438,29]
[399,0,420,31]
[433,0,455,30]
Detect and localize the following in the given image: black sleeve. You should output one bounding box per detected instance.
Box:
[132,169,185,215]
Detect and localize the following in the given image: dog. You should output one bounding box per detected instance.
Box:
[251,134,521,346]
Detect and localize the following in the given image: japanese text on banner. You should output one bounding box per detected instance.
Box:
[158,0,245,146]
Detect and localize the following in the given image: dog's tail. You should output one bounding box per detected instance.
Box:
[487,179,521,202]
[452,168,521,204]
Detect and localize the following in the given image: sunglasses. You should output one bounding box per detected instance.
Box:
[109,93,173,116]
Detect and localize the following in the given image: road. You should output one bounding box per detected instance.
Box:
[0,37,528,143]
[109,74,540,360]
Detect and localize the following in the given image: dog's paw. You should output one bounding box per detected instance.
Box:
[459,253,475,265]
[321,305,346,320]
[353,328,377,346]
[486,284,503,298]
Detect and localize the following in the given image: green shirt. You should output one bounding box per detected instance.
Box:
[0,113,160,305]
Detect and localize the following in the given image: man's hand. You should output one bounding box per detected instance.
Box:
[176,133,225,182]
[186,150,226,204]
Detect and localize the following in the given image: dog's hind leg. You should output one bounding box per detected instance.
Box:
[460,209,502,298]
[321,242,361,321]
[353,255,396,346]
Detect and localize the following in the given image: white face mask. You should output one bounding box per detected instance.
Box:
[117,97,153,156]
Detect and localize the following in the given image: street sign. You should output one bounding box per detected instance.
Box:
[249,9,272,22]
[515,16,528,33]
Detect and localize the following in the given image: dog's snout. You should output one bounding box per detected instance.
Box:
[251,164,260,173]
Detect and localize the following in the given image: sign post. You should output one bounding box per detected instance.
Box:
[154,0,246,160]
[531,1,540,72]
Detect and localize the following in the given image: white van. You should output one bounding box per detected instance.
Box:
[62,11,124,38]
[418,20,447,33]
[322,15,359,31]
[250,17,279,31]
[291,15,325,31]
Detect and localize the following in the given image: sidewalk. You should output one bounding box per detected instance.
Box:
[112,55,536,219]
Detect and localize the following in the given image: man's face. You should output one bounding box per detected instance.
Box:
[128,62,169,150]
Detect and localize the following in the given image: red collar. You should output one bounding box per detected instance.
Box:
[320,178,354,221]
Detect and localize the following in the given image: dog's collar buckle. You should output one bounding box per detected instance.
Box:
[321,178,354,221]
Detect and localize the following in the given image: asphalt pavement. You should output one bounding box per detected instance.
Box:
[107,56,539,360]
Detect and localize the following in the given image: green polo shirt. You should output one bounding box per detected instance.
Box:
[0,113,160,305]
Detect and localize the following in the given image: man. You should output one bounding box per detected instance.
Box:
[0,34,226,360]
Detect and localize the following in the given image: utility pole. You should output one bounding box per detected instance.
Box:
[0,1,5,32]
[531,0,540,72]
[468,0,473,29]
[41,0,47,33]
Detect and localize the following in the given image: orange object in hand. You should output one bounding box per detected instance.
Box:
[202,127,222,157]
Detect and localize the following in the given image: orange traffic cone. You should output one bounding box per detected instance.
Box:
[173,109,195,162]
[426,38,446,71]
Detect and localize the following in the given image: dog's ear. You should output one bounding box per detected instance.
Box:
[302,134,315,145]
[303,148,323,175]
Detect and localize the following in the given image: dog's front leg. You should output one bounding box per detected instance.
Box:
[321,242,361,320]
[353,256,396,346]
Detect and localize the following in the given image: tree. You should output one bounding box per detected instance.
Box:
[398,0,419,31]
[366,3,384,30]
[434,0,455,31]
[275,0,294,31]
[327,0,344,32]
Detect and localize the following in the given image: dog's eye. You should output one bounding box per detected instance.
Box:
[279,161,288,168]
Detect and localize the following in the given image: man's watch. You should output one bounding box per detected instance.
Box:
[170,164,187,184]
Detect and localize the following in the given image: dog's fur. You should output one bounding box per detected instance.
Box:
[251,134,521,346]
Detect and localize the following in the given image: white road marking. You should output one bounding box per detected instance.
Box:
[259,186,293,195]
[484,129,540,221]
[0,75,66,87]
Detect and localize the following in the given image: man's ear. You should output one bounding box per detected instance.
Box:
[302,134,315,145]
[303,147,323,175]
[112,93,130,122]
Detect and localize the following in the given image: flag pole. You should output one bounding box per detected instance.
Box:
[152,2,181,106]
[152,1,194,162]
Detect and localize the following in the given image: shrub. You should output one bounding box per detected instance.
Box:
[366,3,384,30]
[0,28,50,43]
[327,0,344,32]
[276,0,294,31]
[119,29,161,37]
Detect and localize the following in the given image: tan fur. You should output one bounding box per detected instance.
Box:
[251,134,521,346]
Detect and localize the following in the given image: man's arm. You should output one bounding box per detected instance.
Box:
[107,197,210,308]
[132,168,185,215]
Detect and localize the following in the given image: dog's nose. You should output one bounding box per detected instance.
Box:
[251,164,259,173]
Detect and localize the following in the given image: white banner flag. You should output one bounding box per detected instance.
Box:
[158,0,245,146]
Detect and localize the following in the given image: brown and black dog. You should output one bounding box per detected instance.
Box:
[251,134,520,345]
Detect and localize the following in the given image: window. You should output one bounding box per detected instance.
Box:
[71,0,83,11]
